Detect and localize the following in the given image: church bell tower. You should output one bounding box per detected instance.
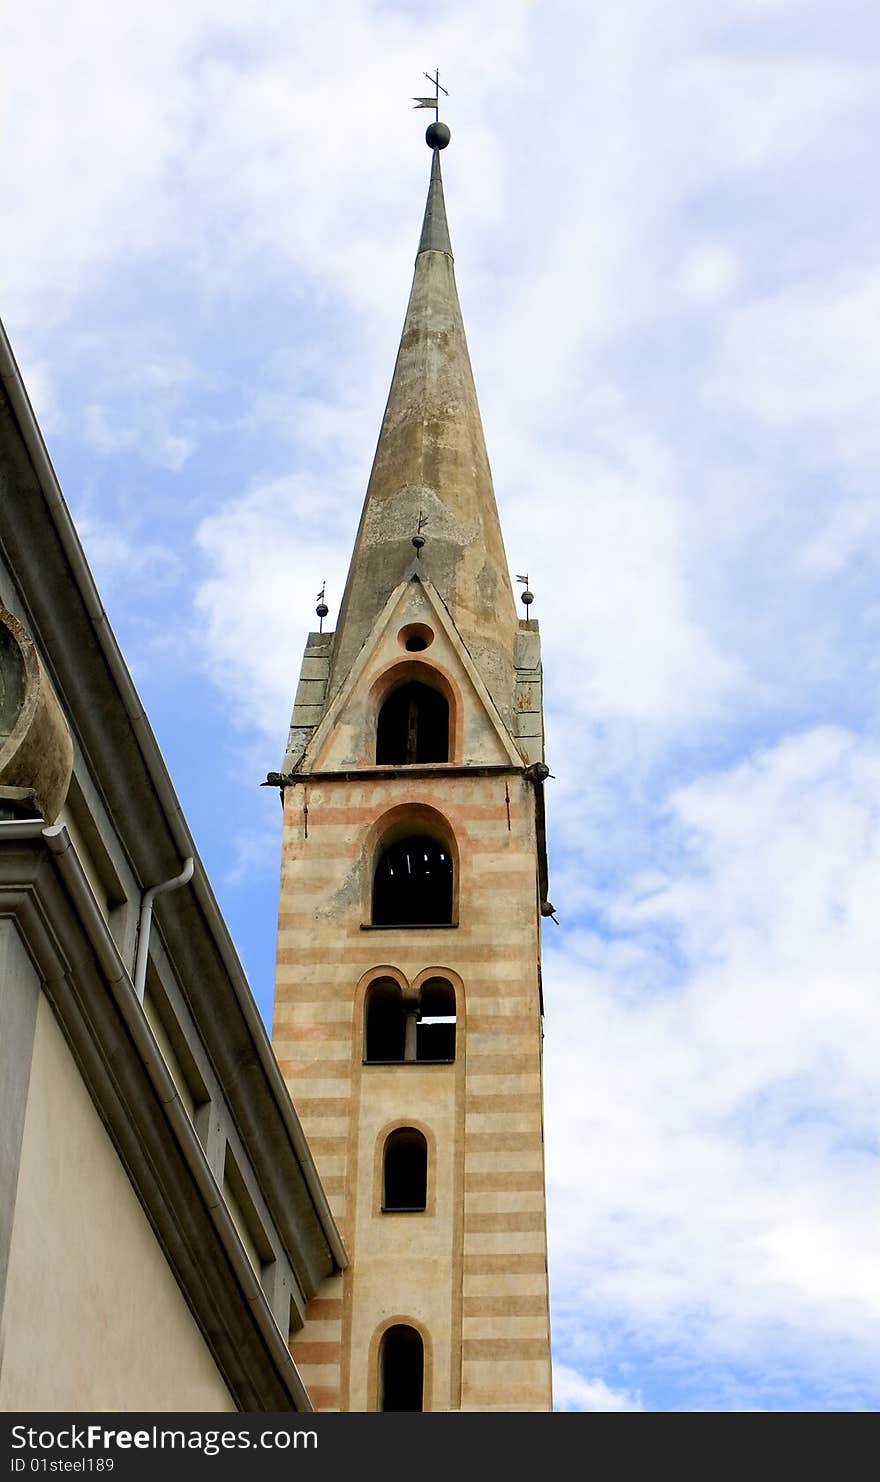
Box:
[272,121,553,1412]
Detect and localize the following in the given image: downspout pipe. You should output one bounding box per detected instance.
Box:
[133,856,194,1003]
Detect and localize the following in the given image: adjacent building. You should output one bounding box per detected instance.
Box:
[0,320,346,1411]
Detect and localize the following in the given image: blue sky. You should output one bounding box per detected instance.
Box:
[3,0,879,1411]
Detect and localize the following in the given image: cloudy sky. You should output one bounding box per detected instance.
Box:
[3,0,879,1412]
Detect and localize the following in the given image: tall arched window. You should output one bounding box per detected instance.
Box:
[376,682,449,765]
[364,979,406,1063]
[379,1324,424,1411]
[383,1128,427,1212]
[372,835,453,926]
[416,979,457,1063]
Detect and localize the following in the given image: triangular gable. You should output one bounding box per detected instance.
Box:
[299,574,523,773]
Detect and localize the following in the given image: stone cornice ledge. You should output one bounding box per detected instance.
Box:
[0,821,312,1413]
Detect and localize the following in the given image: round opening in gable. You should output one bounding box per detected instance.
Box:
[399,623,434,652]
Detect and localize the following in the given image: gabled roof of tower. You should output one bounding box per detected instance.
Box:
[299,572,525,776]
[328,134,518,728]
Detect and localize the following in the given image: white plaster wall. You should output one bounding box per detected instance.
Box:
[0,992,235,1412]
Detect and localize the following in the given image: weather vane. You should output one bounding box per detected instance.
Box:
[516,573,534,610]
[412,68,449,123]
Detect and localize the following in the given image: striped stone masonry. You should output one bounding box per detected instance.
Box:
[274,769,552,1412]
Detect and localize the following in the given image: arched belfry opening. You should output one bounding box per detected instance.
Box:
[372,834,453,927]
[379,1324,424,1412]
[376,680,449,765]
[382,1128,427,1211]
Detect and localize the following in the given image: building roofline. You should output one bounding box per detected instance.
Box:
[0,317,348,1276]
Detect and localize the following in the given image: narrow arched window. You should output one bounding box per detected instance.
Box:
[383,1128,427,1211]
[364,980,406,1063]
[417,979,457,1063]
[379,1324,424,1411]
[372,835,453,926]
[376,682,449,765]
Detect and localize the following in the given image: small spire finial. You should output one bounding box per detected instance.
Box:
[412,510,428,557]
[413,68,451,148]
[516,573,534,610]
[316,582,329,633]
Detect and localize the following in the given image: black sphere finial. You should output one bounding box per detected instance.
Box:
[426,121,451,150]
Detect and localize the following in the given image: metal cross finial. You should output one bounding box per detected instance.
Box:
[412,68,449,122]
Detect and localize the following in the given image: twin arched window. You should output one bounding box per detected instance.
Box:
[364,978,456,1064]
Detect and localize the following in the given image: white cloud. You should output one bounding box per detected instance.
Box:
[679,244,741,305]
[710,271,880,461]
[72,509,181,592]
[545,725,880,1405]
[193,475,351,737]
[553,1364,643,1413]
[502,427,750,735]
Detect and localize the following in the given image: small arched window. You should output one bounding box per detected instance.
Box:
[376,682,449,765]
[416,979,457,1063]
[364,980,406,1063]
[372,835,453,927]
[383,1127,427,1212]
[379,1324,424,1411]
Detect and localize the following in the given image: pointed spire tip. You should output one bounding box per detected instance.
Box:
[417,134,453,258]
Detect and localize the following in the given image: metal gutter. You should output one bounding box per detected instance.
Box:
[0,318,347,1273]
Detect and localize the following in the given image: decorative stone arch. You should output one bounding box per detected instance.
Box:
[372,1117,437,1219]
[369,657,462,765]
[368,1313,434,1413]
[363,802,460,928]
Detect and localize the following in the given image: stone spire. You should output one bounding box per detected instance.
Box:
[328,129,518,726]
